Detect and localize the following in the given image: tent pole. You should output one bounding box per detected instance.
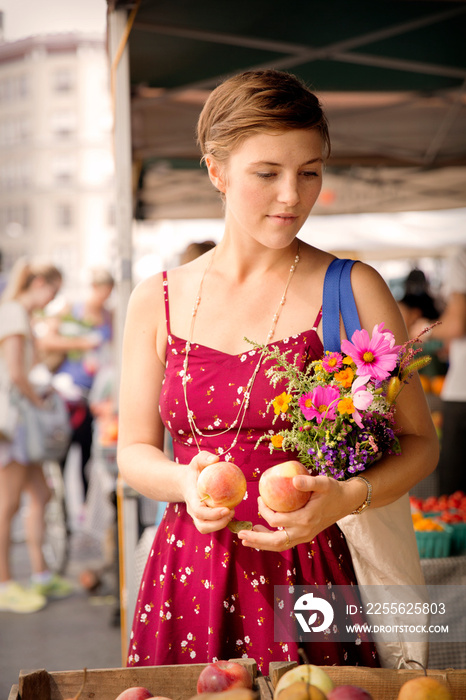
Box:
[108,6,134,666]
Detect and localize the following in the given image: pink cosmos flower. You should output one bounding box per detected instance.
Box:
[351,375,374,428]
[341,324,401,381]
[299,385,340,424]
[322,352,343,373]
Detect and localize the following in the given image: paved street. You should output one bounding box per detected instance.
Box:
[0,452,122,699]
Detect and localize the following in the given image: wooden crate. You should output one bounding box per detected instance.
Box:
[265,661,466,700]
[8,659,258,700]
[9,660,466,700]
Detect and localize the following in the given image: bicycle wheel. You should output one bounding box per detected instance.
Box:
[42,461,70,575]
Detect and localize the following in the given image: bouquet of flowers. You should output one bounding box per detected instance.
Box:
[253,323,432,480]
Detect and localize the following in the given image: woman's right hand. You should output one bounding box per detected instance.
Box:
[183,451,235,534]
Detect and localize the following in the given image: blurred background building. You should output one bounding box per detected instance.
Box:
[0,18,116,296]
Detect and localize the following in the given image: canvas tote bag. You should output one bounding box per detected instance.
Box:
[323,258,429,669]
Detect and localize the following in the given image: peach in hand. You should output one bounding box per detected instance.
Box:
[197,462,247,509]
[259,461,310,512]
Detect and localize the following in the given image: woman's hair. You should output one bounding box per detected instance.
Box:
[1,258,62,302]
[197,69,330,163]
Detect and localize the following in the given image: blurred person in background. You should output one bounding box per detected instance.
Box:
[38,267,115,507]
[0,259,73,613]
[426,249,466,495]
[179,240,216,265]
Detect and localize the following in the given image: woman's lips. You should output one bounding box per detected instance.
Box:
[268,213,298,224]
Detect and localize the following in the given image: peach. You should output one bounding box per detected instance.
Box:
[259,461,310,512]
[197,661,252,694]
[197,462,247,508]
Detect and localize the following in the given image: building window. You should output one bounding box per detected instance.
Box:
[50,110,77,139]
[53,155,76,185]
[57,203,73,228]
[53,68,74,93]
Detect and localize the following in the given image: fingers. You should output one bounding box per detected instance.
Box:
[238,525,292,552]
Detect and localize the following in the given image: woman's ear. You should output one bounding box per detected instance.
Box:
[205,156,226,194]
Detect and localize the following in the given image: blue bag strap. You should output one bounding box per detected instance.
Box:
[322,258,361,352]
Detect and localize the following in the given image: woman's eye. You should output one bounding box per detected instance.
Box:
[301,170,319,177]
[256,172,276,179]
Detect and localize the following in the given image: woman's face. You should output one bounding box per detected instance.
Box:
[33,277,61,309]
[208,129,324,250]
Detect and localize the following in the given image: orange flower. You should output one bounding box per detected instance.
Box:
[272,392,292,415]
[335,367,354,388]
[270,434,284,448]
[338,396,355,415]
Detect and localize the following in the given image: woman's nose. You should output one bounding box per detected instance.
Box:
[277,176,300,206]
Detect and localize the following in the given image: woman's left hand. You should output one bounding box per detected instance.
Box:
[237,474,362,551]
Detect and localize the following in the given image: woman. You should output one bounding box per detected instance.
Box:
[0,260,73,613]
[118,70,438,671]
[39,267,114,500]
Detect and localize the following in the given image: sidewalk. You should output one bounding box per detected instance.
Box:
[0,451,122,700]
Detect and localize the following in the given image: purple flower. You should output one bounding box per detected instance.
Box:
[298,385,340,424]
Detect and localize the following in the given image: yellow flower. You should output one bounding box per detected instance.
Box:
[270,434,284,448]
[343,356,355,365]
[338,396,355,415]
[335,367,354,388]
[272,392,292,415]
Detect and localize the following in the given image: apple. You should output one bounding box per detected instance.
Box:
[276,680,327,700]
[115,689,154,700]
[259,461,311,512]
[197,661,252,694]
[197,463,247,508]
[397,676,453,700]
[273,665,334,699]
[328,685,374,699]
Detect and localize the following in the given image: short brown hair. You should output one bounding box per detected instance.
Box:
[197,69,330,163]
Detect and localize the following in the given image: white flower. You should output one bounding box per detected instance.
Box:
[180,574,186,583]
[283,643,288,651]
[244,635,250,643]
[240,354,247,362]
[355,638,362,645]
[185,567,191,574]
[134,653,140,663]
[260,576,265,584]
[187,632,193,640]
[288,585,295,593]
[237,386,244,394]
[230,605,235,612]
[252,579,259,587]
[205,545,211,553]
[236,639,243,646]
[225,454,232,462]
[190,651,196,659]
[224,601,229,608]
[159,575,164,582]
[140,613,147,622]
[204,580,210,588]
[210,386,215,391]
[278,600,284,609]
[176,540,183,547]
[181,640,188,647]
[166,611,172,619]
[145,604,151,612]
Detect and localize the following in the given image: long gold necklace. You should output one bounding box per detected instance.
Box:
[182,242,300,456]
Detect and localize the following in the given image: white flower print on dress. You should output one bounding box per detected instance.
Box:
[181,640,188,647]
[187,633,193,640]
[190,651,196,658]
[240,355,247,362]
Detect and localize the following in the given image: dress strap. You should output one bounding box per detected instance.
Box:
[312,306,323,332]
[162,271,171,335]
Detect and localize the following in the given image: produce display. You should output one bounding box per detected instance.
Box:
[410,491,466,557]
[13,661,461,700]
